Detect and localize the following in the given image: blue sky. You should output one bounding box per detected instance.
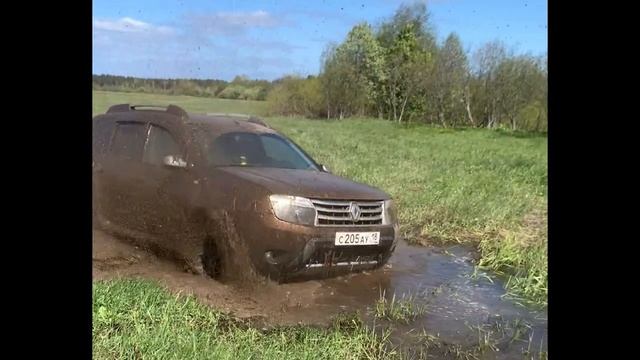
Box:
[93,0,547,81]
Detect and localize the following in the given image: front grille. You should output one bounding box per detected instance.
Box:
[311,199,384,226]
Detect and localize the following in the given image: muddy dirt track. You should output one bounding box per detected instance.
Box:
[94,229,547,358]
[94,229,321,325]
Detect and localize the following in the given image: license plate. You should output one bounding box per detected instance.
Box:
[335,232,380,246]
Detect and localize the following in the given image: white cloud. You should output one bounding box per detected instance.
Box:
[214,10,281,27]
[93,17,174,35]
[92,12,304,80]
[185,10,289,36]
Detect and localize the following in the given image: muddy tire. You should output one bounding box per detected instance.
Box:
[202,236,223,278]
[203,213,260,283]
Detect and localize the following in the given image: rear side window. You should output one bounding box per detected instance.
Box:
[110,122,147,161]
[143,125,182,165]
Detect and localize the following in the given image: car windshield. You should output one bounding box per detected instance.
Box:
[207,132,319,170]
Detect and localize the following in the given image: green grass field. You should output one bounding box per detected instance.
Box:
[94,279,398,359]
[93,91,547,358]
[93,90,269,117]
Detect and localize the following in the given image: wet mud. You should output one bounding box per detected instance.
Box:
[93,229,547,358]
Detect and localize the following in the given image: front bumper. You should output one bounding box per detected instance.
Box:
[235,211,398,281]
[283,235,396,281]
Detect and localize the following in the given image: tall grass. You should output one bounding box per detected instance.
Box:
[477,210,548,304]
[374,290,427,324]
[94,279,400,360]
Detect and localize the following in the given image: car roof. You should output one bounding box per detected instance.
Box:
[101,104,276,136]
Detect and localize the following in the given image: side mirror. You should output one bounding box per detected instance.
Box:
[163,155,187,168]
[320,164,330,173]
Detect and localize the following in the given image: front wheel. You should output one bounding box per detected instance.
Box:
[202,236,223,278]
[201,213,260,283]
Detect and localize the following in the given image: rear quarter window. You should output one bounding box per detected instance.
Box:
[110,122,148,161]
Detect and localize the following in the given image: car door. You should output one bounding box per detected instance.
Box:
[98,120,150,233]
[139,122,202,251]
[93,115,115,224]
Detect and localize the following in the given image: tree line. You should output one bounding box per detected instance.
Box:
[268,2,547,132]
[92,74,273,101]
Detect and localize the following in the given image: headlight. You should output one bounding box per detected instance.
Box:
[269,195,316,226]
[383,199,398,225]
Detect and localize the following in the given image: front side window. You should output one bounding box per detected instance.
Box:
[110,122,147,161]
[143,125,182,165]
[207,132,318,170]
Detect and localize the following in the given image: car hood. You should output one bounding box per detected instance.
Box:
[217,167,390,200]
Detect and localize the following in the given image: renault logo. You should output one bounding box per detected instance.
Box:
[349,202,361,221]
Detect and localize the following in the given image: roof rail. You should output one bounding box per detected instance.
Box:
[106,104,188,119]
[106,104,132,113]
[130,105,167,111]
[165,105,188,118]
[247,116,271,129]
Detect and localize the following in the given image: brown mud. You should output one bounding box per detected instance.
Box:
[93,229,547,358]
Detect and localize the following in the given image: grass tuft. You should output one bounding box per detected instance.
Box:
[374,290,428,324]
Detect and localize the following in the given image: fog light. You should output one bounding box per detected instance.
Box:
[265,250,290,265]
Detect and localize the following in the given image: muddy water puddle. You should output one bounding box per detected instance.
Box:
[94,230,547,359]
[277,240,547,358]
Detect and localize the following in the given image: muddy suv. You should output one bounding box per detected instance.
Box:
[92,104,399,281]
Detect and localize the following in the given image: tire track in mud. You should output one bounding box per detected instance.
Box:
[93,229,325,326]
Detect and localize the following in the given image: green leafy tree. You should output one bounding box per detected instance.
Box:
[320,43,352,119]
[432,33,469,127]
[382,23,433,123]
[376,1,437,52]
[471,41,508,128]
[267,75,323,117]
[320,23,386,118]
